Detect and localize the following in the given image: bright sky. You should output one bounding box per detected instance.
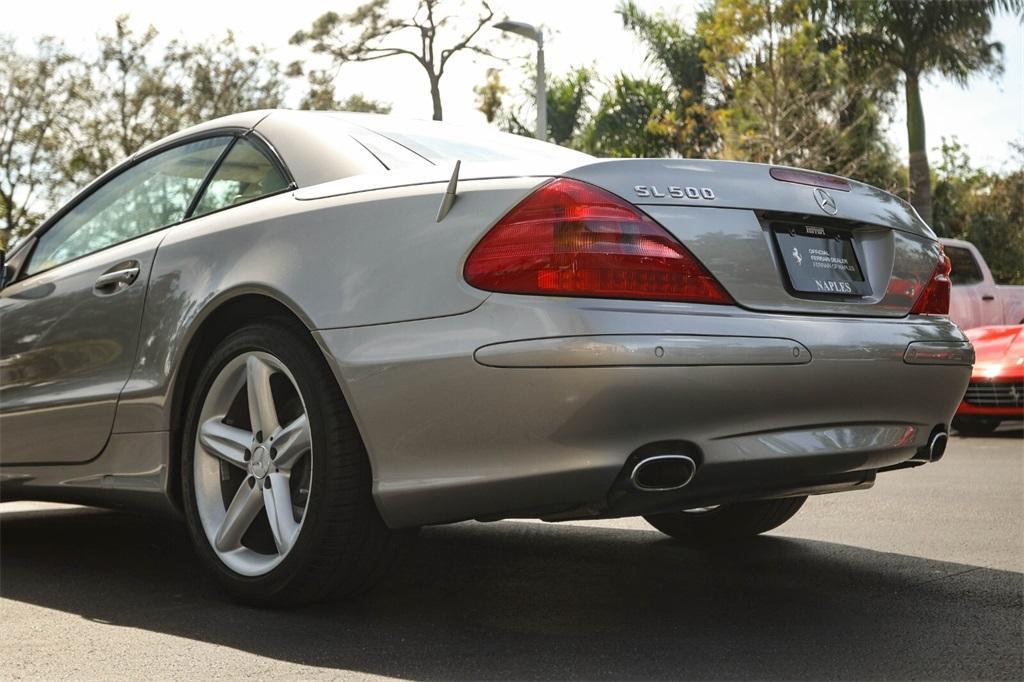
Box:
[5,1,1022,171]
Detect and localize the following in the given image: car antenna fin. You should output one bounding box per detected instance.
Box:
[435,160,461,223]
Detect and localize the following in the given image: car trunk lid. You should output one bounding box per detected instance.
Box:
[565,159,941,318]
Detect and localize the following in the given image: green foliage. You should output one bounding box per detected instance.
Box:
[0,36,86,237]
[488,64,594,148]
[167,31,285,121]
[565,2,718,158]
[825,0,1022,224]
[67,18,285,183]
[293,67,392,112]
[612,1,717,157]
[487,2,716,157]
[474,68,507,124]
[338,94,392,114]
[295,69,343,111]
[0,17,285,238]
[699,0,902,191]
[933,139,1024,284]
[583,75,680,157]
[545,68,594,147]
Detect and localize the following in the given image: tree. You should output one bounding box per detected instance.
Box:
[583,75,680,157]
[338,93,392,114]
[699,0,902,191]
[575,2,718,158]
[933,138,1024,283]
[1,17,287,238]
[826,0,1022,226]
[166,31,285,121]
[0,36,86,238]
[70,17,286,183]
[543,68,594,146]
[492,65,593,147]
[474,67,506,123]
[616,1,718,157]
[291,66,392,112]
[68,16,180,180]
[290,0,495,121]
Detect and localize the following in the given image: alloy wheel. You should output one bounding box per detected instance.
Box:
[193,351,313,576]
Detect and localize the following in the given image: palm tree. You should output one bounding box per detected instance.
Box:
[612,1,718,158]
[829,0,1021,227]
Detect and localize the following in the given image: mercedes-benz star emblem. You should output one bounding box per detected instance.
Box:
[813,187,838,215]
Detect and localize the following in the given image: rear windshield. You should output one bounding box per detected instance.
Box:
[340,114,593,165]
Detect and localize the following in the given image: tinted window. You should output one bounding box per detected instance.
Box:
[27,137,231,275]
[946,246,983,285]
[193,138,291,217]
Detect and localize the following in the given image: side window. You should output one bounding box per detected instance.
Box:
[946,246,983,286]
[26,137,231,276]
[193,137,291,217]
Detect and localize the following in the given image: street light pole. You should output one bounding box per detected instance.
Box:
[534,30,545,141]
[494,20,546,141]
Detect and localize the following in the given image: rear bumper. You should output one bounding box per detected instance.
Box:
[315,296,972,528]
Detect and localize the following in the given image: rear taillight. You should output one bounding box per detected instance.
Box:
[464,178,733,305]
[910,249,952,315]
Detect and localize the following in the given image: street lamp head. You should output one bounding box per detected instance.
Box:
[493,20,542,45]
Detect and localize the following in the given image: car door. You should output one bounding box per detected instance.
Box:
[0,136,232,465]
[966,243,1003,325]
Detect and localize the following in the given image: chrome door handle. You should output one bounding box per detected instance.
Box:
[94,265,140,292]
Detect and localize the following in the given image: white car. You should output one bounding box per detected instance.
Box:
[942,238,1024,330]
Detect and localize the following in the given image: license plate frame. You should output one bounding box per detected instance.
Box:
[771,223,871,296]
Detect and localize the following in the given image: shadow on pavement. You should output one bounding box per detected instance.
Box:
[1,506,1022,680]
[956,424,1024,439]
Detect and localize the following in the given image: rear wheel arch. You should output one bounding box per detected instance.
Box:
[167,293,318,511]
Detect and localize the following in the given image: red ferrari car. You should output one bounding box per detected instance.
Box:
[953,325,1024,435]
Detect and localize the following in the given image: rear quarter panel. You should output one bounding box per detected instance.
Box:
[112,177,546,433]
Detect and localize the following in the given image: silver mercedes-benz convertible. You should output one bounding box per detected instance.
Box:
[0,110,973,604]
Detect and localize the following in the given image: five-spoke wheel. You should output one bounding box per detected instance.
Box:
[182,322,400,605]
[194,352,312,576]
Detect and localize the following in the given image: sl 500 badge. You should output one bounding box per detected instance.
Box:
[634,185,716,200]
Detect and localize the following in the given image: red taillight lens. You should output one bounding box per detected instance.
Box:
[464,178,733,305]
[910,249,952,315]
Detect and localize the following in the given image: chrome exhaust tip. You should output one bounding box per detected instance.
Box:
[928,431,949,462]
[911,426,949,463]
[630,455,697,492]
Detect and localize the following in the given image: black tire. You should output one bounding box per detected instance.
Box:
[181,320,402,606]
[644,496,808,545]
[952,417,1000,437]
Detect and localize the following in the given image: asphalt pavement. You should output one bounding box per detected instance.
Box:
[1,427,1021,680]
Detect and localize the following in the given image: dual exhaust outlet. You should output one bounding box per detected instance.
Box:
[629,426,948,493]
